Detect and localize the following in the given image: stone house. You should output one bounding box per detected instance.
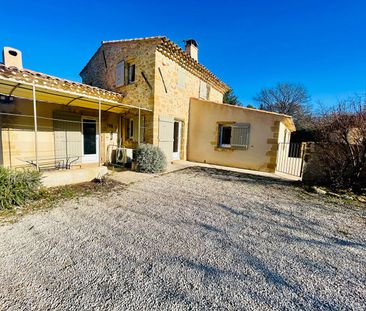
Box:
[80,36,229,161]
[80,36,295,171]
[0,38,296,186]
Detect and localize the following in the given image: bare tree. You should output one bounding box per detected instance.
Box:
[314,96,366,193]
[254,83,312,129]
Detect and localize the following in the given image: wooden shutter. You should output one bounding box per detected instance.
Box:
[177,67,185,89]
[158,116,174,161]
[116,61,125,87]
[199,81,207,99]
[231,123,250,149]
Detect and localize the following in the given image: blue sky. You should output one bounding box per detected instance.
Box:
[1,0,366,110]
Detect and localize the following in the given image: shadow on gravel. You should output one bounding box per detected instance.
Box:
[181,166,299,188]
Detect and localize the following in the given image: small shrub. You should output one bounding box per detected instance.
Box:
[0,167,42,210]
[134,144,167,173]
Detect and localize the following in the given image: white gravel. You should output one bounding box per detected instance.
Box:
[0,167,365,310]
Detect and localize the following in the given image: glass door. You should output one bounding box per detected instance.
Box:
[82,117,99,163]
[172,121,182,160]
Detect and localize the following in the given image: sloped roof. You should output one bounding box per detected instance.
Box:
[81,36,230,93]
[157,37,230,93]
[0,63,125,102]
[191,98,297,131]
[0,63,152,112]
[101,36,165,45]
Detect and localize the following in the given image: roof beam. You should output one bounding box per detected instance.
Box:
[66,96,84,106]
[9,83,21,96]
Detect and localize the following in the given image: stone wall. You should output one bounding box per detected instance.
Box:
[302,143,366,186]
[81,39,227,160]
[153,50,224,160]
[80,39,159,144]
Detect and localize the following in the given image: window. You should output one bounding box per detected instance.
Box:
[127,119,134,139]
[219,125,232,147]
[116,61,135,86]
[218,123,250,149]
[128,64,136,84]
[125,116,145,142]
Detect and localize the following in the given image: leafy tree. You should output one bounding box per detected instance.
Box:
[254,83,312,129]
[223,89,241,106]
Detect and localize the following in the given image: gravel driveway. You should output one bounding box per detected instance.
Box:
[0,167,365,310]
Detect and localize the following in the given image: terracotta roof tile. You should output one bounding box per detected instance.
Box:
[0,63,125,102]
[83,36,230,93]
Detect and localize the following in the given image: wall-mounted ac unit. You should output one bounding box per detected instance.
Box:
[116,147,133,164]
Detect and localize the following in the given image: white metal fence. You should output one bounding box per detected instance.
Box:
[276,142,305,177]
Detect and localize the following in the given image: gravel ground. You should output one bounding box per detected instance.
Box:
[0,167,365,310]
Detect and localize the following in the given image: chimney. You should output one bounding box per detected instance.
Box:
[184,39,198,62]
[3,47,23,69]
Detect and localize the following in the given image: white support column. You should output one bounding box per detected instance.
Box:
[138,105,141,145]
[32,83,39,170]
[98,99,102,167]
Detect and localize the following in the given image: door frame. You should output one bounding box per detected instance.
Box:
[81,116,99,163]
[172,120,182,160]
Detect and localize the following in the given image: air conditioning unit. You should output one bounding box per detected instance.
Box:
[115,147,133,164]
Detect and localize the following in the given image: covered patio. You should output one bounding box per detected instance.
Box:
[0,64,152,183]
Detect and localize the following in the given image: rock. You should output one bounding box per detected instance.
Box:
[313,186,327,195]
[357,196,366,203]
[327,192,341,198]
[341,195,354,200]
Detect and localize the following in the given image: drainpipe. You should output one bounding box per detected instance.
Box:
[32,82,39,170]
[138,104,141,145]
[98,99,101,167]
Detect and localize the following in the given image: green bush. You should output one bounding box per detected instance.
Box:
[0,167,42,209]
[134,144,167,173]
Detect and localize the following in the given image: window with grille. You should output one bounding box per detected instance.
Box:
[218,123,250,149]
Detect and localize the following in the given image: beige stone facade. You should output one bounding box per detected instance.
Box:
[187,99,295,173]
[0,98,122,168]
[80,37,230,161]
[1,36,297,178]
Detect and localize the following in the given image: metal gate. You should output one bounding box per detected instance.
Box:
[276,143,305,177]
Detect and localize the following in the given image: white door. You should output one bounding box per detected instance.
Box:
[172,121,182,160]
[82,117,99,163]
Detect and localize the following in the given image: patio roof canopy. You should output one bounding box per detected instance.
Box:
[0,64,152,113]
